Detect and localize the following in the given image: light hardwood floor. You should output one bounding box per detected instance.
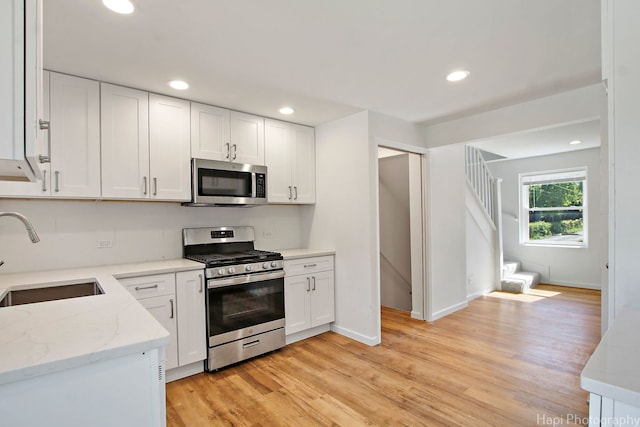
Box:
[166,285,601,426]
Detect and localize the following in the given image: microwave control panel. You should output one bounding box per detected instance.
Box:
[256,173,266,198]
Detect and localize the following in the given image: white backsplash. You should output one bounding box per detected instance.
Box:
[0,199,306,274]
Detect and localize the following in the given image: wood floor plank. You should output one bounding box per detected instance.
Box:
[166,284,600,426]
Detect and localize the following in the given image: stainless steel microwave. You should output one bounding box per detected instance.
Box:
[184,159,267,207]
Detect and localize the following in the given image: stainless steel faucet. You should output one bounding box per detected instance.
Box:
[0,212,40,267]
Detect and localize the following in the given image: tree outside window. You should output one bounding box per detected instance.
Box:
[520,168,587,247]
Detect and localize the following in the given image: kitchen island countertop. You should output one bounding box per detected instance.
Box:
[0,259,203,386]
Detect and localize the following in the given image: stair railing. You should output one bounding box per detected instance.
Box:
[465,145,498,227]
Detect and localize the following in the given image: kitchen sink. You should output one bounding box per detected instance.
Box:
[0,281,104,307]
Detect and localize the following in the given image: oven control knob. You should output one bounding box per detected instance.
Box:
[245,265,252,272]
[262,262,270,269]
[228,267,236,274]
[217,269,225,276]
[271,261,278,268]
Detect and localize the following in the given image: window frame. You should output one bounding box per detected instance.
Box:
[518,167,588,248]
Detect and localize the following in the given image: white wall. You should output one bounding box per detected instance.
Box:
[465,184,498,299]
[426,144,468,320]
[605,0,640,317]
[379,154,411,311]
[487,148,602,289]
[302,110,425,346]
[0,199,304,273]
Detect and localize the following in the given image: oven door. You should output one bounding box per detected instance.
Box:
[206,270,284,347]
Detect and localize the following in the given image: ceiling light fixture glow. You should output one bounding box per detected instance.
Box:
[102,0,135,14]
[446,70,470,82]
[168,80,189,90]
[569,140,583,145]
[279,106,295,115]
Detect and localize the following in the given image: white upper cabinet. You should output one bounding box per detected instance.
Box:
[1,71,102,198]
[190,102,230,160]
[48,72,101,197]
[230,111,264,165]
[101,83,149,199]
[101,88,190,201]
[264,119,315,204]
[149,94,191,201]
[190,105,265,165]
[0,0,45,182]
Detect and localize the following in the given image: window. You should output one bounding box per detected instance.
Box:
[519,168,587,247]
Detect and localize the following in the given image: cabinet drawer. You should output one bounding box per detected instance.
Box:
[284,255,334,276]
[119,273,176,299]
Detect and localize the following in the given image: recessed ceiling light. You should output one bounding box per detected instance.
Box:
[446,70,470,82]
[279,106,295,115]
[168,80,189,90]
[102,0,135,14]
[569,140,583,145]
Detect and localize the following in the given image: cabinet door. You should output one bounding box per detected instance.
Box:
[176,270,206,366]
[149,94,191,201]
[49,72,100,197]
[264,119,293,203]
[230,111,264,165]
[0,0,43,183]
[284,275,311,335]
[0,70,50,196]
[101,83,149,199]
[190,102,230,161]
[140,294,179,370]
[310,270,335,327]
[291,124,316,204]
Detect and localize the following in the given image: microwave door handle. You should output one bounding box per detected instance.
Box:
[252,173,257,197]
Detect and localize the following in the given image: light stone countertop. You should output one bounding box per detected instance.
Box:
[277,248,335,260]
[0,259,203,386]
[581,308,640,407]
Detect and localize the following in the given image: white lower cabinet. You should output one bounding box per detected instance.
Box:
[588,393,640,427]
[284,255,334,337]
[119,269,206,376]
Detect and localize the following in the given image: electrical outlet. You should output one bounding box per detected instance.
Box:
[98,240,113,249]
[263,231,273,239]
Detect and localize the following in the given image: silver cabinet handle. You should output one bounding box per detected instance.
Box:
[134,284,158,291]
[294,186,298,200]
[288,186,292,200]
[54,171,60,192]
[169,298,174,319]
[42,170,47,192]
[38,119,51,163]
[198,274,204,293]
[153,177,157,196]
[312,276,316,291]
[232,144,237,160]
[225,143,230,159]
[304,264,317,268]
[143,177,148,195]
[306,277,311,292]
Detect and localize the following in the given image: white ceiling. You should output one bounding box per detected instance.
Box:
[471,119,601,161]
[43,0,601,127]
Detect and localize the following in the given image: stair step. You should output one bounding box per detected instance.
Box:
[502,261,522,277]
[501,270,541,294]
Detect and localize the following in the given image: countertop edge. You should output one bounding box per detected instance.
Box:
[277,248,336,260]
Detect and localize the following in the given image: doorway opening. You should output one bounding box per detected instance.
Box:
[377,146,425,319]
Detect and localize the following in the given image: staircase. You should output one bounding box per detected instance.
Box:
[501,260,541,293]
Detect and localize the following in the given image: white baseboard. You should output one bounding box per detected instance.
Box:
[410,310,424,320]
[539,280,601,290]
[428,300,468,322]
[467,288,494,301]
[286,324,331,345]
[331,324,380,346]
[166,361,204,383]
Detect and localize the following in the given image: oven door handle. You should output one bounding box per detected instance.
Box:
[207,270,285,289]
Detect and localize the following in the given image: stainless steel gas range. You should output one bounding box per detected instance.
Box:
[183,226,285,371]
